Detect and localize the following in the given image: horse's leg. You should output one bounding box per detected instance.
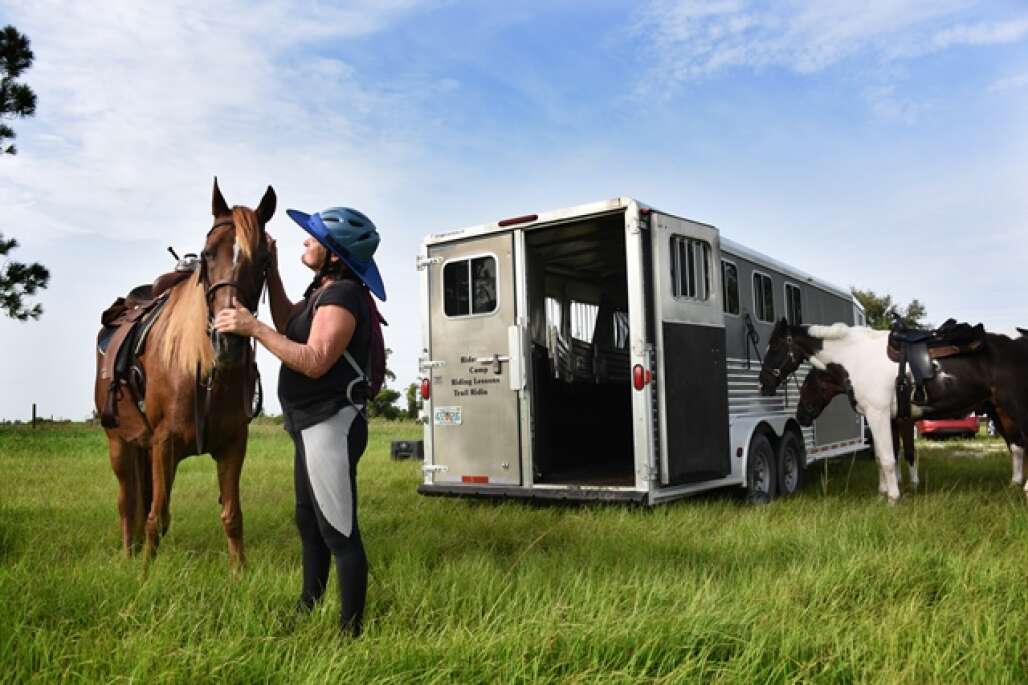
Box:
[144,436,176,561]
[1011,444,1024,486]
[900,419,919,489]
[213,432,247,572]
[108,437,139,556]
[869,411,901,504]
[890,420,903,487]
[134,448,152,552]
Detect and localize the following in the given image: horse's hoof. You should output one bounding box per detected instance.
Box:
[1012,479,1025,487]
[887,496,901,506]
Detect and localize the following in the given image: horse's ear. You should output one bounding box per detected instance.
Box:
[212,177,230,217]
[773,318,787,335]
[256,185,276,224]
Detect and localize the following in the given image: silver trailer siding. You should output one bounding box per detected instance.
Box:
[417,199,865,505]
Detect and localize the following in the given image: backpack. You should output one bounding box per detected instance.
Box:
[357,288,388,398]
[316,284,388,404]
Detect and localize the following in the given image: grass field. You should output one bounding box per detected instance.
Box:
[3,421,1028,683]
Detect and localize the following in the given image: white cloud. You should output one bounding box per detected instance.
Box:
[931,16,1028,49]
[989,72,1028,92]
[636,1,1028,86]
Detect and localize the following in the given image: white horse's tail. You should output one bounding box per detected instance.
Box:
[807,322,850,340]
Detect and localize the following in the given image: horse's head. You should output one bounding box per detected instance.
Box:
[759,318,810,396]
[796,368,837,426]
[203,178,276,367]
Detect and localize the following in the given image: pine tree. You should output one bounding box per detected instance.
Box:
[0,27,47,319]
[0,25,38,155]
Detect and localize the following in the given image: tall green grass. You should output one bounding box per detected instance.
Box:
[2,423,1027,683]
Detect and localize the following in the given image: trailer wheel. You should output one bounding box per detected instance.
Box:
[746,433,777,504]
[777,431,805,497]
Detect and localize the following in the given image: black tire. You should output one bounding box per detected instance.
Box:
[746,433,777,504]
[777,431,806,497]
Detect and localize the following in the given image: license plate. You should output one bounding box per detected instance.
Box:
[433,406,463,426]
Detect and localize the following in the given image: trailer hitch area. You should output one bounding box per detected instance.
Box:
[476,353,509,375]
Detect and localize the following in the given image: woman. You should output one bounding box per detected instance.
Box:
[214,206,386,637]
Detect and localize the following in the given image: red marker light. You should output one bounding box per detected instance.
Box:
[498,214,538,227]
[633,364,645,391]
[420,378,431,400]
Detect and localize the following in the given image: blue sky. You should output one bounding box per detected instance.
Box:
[1,0,1027,420]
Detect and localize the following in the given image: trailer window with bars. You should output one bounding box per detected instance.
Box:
[612,310,629,349]
[785,283,803,324]
[570,300,599,342]
[721,260,739,315]
[669,235,711,300]
[443,255,497,317]
[753,271,775,322]
[545,296,562,333]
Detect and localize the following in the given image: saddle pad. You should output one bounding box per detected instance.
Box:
[97,326,118,355]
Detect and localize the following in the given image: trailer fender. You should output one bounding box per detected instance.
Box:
[729,415,794,486]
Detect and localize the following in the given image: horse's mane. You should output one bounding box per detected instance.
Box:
[157,207,262,378]
[231,206,261,263]
[806,322,851,340]
[159,270,214,378]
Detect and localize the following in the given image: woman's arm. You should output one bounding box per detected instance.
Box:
[263,234,295,333]
[265,268,295,334]
[214,298,355,379]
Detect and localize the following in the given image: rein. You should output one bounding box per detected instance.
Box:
[193,217,269,453]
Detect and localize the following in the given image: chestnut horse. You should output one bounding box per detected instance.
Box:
[94,180,274,568]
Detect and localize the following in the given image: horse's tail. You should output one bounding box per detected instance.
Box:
[807,322,850,340]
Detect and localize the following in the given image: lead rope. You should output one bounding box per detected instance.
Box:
[744,313,762,370]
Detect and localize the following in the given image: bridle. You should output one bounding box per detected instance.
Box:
[199,218,269,316]
[762,332,808,399]
[193,216,271,453]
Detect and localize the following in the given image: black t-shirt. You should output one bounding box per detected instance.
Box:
[278,278,370,433]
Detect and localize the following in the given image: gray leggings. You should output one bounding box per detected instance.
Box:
[292,405,368,635]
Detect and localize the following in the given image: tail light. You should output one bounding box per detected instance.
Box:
[420,378,431,400]
[632,365,654,391]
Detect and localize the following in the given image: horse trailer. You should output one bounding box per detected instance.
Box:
[416,198,865,505]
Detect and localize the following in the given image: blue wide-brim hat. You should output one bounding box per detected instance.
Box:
[286,208,386,301]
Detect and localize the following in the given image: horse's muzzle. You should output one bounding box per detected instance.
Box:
[213,331,247,368]
[758,371,779,397]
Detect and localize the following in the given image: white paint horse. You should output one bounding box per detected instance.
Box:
[759,319,1028,504]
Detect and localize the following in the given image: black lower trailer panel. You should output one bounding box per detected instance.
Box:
[417,483,648,504]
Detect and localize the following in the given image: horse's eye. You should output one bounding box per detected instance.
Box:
[203,249,216,260]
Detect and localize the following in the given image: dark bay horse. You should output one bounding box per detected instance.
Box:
[94,180,274,568]
[759,319,1028,503]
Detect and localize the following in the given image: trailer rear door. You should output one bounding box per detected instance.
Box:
[649,213,731,485]
[425,233,522,485]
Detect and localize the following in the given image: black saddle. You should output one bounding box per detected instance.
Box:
[887,317,986,417]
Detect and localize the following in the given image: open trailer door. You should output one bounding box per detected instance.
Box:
[423,232,523,486]
[649,213,731,486]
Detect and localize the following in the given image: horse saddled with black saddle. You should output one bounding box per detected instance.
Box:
[887,317,986,418]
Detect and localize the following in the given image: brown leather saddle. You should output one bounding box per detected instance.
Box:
[887,317,985,416]
[97,269,194,429]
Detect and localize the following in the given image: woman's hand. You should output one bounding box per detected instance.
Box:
[266,232,278,272]
[213,297,261,338]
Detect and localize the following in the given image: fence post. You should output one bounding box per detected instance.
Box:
[32,403,37,429]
